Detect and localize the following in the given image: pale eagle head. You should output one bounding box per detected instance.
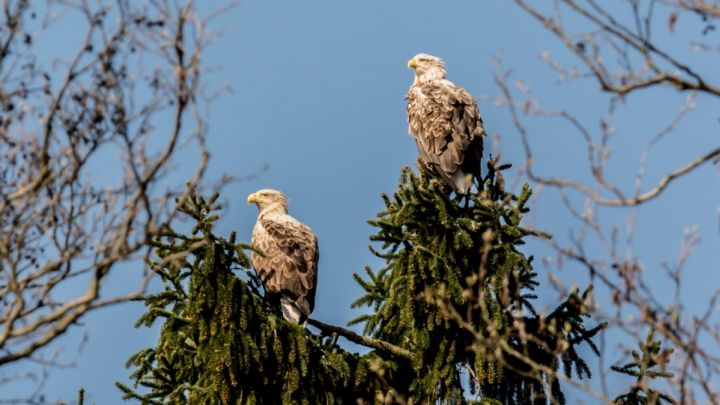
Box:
[407,53,447,82]
[247,189,289,214]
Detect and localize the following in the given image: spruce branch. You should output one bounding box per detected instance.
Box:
[307,318,415,361]
[612,329,675,404]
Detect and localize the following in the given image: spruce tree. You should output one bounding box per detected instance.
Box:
[352,163,603,403]
[119,162,603,404]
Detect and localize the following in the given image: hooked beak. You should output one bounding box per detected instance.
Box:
[407,58,418,69]
[247,192,259,204]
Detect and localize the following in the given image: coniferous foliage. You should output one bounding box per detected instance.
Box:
[118,163,603,404]
[117,193,377,404]
[351,163,604,404]
[612,330,675,404]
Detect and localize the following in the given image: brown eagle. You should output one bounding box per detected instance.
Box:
[406,53,485,194]
[247,189,318,325]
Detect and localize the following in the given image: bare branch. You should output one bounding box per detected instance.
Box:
[0,0,239,391]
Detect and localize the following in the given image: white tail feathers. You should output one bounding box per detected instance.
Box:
[452,170,474,195]
[281,299,307,327]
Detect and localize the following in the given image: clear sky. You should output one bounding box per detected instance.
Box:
[2,1,718,403]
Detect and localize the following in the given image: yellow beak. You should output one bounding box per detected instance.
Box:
[407,58,418,69]
[247,193,259,204]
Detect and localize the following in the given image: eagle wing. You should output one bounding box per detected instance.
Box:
[407,80,485,193]
[251,216,318,320]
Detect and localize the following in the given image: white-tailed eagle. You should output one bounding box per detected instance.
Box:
[248,189,318,325]
[406,53,485,194]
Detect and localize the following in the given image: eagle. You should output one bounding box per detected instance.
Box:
[247,189,319,325]
[406,53,485,195]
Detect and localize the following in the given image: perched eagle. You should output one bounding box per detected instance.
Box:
[247,189,319,325]
[406,53,485,194]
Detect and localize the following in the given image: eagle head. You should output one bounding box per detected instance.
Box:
[247,189,289,214]
[407,53,447,81]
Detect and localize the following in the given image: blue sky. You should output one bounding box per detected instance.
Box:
[2,1,718,403]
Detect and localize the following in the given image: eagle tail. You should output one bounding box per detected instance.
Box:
[452,170,473,195]
[281,298,307,327]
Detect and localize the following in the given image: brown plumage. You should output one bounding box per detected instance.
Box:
[406,53,485,194]
[247,189,318,325]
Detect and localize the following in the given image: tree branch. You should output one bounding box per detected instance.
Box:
[307,318,415,362]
